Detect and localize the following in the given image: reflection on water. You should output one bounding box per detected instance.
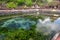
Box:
[1,17,36,30]
[0,16,60,34]
[36,17,52,35]
[54,17,60,25]
[0,34,5,40]
[36,17,60,35]
[0,16,60,40]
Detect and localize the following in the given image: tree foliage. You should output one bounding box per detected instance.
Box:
[16,0,25,5]
[25,0,32,6]
[6,2,17,8]
[0,0,55,8]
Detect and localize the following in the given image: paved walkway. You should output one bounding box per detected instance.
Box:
[0,9,60,13]
[0,9,60,16]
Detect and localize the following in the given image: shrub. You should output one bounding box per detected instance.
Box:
[17,0,24,5]
[25,0,33,6]
[6,2,17,8]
